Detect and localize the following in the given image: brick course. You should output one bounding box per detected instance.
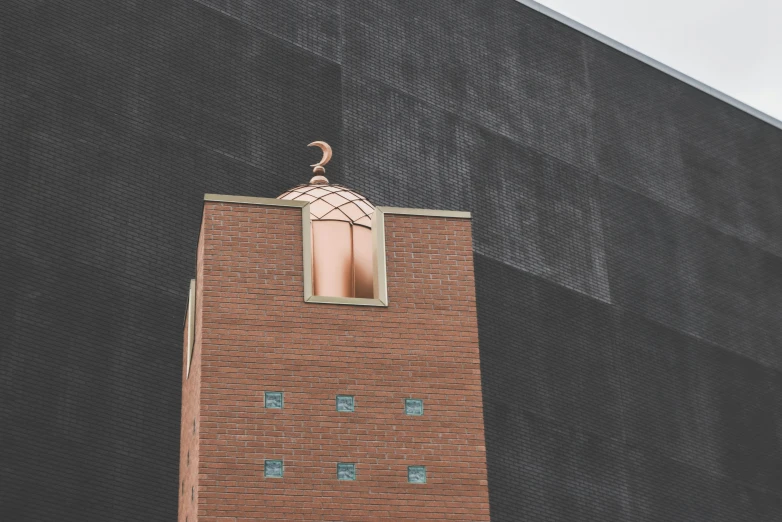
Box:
[179,216,206,522]
[179,201,490,521]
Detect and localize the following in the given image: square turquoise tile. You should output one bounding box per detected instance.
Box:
[336,395,354,412]
[405,398,423,415]
[265,392,283,409]
[265,460,283,478]
[337,463,356,480]
[408,465,426,484]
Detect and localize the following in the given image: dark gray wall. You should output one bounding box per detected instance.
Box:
[1,1,780,520]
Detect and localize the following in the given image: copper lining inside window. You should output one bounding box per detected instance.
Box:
[278,183,375,299]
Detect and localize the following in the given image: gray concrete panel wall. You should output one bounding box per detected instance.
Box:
[1,0,781,520]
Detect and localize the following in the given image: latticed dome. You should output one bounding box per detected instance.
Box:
[278,179,374,228]
[280,142,376,299]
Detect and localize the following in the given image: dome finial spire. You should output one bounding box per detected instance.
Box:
[308,141,332,184]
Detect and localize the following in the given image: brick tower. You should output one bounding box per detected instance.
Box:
[178,144,490,521]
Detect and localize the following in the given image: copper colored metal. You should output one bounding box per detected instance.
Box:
[352,226,373,298]
[308,141,332,171]
[278,151,375,299]
[277,182,374,228]
[311,220,353,297]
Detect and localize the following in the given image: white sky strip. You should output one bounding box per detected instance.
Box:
[518,0,782,129]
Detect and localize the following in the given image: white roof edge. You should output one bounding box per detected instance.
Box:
[517,0,782,131]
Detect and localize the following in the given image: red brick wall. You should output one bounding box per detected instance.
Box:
[178,218,205,522]
[184,201,489,521]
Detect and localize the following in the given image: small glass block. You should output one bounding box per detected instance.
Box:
[337,463,356,481]
[265,460,283,478]
[336,395,355,412]
[408,466,426,484]
[265,392,283,409]
[405,399,424,416]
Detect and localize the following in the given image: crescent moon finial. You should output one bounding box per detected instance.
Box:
[308,141,332,169]
[307,141,332,184]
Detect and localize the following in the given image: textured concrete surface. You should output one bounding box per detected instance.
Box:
[1,0,781,520]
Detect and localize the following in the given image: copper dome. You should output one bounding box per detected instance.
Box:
[278,172,375,299]
[277,178,374,228]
